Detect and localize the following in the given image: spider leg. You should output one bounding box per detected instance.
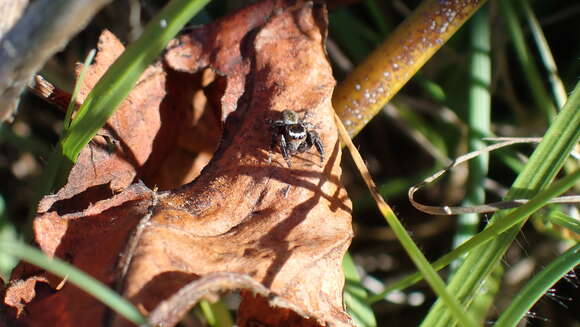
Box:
[271,120,287,128]
[279,134,292,167]
[308,130,325,164]
[296,135,312,153]
[266,118,287,130]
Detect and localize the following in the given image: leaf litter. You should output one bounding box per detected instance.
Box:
[3,1,354,326]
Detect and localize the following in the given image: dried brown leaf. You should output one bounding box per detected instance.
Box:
[4,1,353,327]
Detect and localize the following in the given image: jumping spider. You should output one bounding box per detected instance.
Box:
[266,109,324,167]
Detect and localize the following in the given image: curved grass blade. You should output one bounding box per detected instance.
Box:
[369,168,580,303]
[0,241,148,326]
[421,79,580,326]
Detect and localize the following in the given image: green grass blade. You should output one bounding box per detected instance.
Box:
[500,0,557,121]
[337,115,477,327]
[209,300,234,327]
[421,79,580,326]
[51,0,209,189]
[363,0,390,36]
[413,75,447,103]
[344,253,377,327]
[63,49,96,131]
[329,9,380,63]
[520,0,568,109]
[453,6,491,258]
[199,299,234,327]
[0,241,147,326]
[0,198,19,282]
[369,168,580,303]
[395,219,476,327]
[548,211,580,235]
[494,243,580,327]
[451,9,493,323]
[27,0,210,241]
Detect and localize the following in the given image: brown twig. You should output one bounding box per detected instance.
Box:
[0,0,28,36]
[145,272,311,327]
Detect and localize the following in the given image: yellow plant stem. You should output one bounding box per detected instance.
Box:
[335,113,477,327]
[333,0,487,137]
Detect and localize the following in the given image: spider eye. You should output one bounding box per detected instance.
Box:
[288,125,306,139]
